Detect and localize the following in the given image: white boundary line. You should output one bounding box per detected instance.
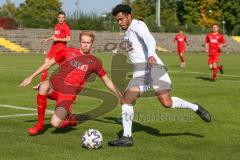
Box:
[0,113,37,118]
[0,104,53,119]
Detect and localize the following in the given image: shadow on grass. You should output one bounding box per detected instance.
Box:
[169,64,181,69]
[52,127,77,134]
[195,76,213,82]
[94,117,203,138]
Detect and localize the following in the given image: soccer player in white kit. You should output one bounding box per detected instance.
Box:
[108,4,211,147]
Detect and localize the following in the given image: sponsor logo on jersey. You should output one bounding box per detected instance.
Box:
[70,60,88,71]
[54,30,60,34]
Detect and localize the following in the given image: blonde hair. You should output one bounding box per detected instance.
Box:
[79,31,95,43]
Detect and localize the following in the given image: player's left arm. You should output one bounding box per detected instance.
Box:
[219,35,227,48]
[101,75,122,99]
[135,22,157,66]
[185,36,189,45]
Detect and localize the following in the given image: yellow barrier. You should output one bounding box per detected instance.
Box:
[0,37,29,53]
[232,36,240,43]
[156,45,168,52]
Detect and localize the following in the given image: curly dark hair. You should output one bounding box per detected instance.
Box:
[112,4,132,16]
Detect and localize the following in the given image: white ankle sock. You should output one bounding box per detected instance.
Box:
[122,104,134,137]
[171,97,198,112]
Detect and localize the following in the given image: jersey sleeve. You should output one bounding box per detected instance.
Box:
[134,21,156,57]
[65,24,71,37]
[205,34,210,44]
[94,59,106,77]
[220,34,226,44]
[174,35,177,42]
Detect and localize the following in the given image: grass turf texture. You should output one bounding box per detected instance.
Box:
[0,52,239,160]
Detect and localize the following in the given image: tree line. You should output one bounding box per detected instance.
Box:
[0,0,239,35]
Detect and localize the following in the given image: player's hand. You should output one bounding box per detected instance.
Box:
[53,37,59,41]
[205,49,208,53]
[19,77,32,87]
[147,56,157,67]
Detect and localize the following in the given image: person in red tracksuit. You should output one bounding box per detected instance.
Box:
[34,11,71,89]
[205,24,226,81]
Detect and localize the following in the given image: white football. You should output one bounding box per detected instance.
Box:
[82,129,103,149]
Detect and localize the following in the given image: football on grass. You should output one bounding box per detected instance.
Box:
[82,129,103,149]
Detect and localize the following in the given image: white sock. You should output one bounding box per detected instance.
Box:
[171,97,198,112]
[122,104,134,137]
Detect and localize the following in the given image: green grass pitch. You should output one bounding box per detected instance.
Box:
[0,52,239,160]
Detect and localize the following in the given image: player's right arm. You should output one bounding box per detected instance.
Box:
[174,36,177,43]
[19,59,56,87]
[40,36,54,43]
[205,34,209,53]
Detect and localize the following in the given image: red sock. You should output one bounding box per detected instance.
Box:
[60,114,77,128]
[37,94,47,126]
[180,56,185,63]
[212,67,218,81]
[40,70,48,82]
[217,66,222,70]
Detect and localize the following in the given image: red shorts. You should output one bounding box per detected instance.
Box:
[178,48,185,54]
[47,44,66,59]
[49,91,76,112]
[208,54,220,64]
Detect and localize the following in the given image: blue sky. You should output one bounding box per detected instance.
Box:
[0,0,122,15]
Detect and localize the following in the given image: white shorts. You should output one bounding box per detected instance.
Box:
[126,63,172,95]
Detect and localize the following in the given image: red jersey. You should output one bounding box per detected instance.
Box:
[54,47,82,65]
[50,50,106,95]
[205,32,225,55]
[174,34,187,49]
[53,22,71,46]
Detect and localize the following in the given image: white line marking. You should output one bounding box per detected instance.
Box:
[0,113,37,118]
[0,104,54,113]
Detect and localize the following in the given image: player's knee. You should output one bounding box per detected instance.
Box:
[51,122,60,128]
[121,96,136,105]
[39,82,50,94]
[161,100,172,108]
[51,119,61,128]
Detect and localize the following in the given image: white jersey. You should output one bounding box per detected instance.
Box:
[124,19,164,65]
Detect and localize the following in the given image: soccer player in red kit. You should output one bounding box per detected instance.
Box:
[35,11,71,88]
[20,32,122,135]
[205,24,226,81]
[174,30,188,67]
